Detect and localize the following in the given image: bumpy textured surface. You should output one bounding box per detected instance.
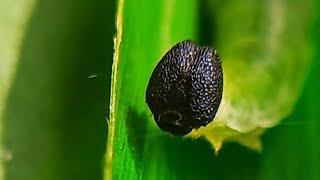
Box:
[146,40,223,135]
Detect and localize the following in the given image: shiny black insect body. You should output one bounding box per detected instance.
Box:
[146,40,223,136]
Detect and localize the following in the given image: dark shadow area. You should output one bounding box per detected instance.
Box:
[2,0,115,179]
[198,0,216,46]
[125,107,149,171]
[158,137,261,180]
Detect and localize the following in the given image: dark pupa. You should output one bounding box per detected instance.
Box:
[146,40,223,136]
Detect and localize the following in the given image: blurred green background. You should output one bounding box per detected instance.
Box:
[1,0,115,179]
[1,0,319,180]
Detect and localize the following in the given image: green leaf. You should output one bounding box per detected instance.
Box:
[0,0,36,178]
[105,0,198,179]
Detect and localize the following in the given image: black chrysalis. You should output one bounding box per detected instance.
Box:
[146,40,223,136]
